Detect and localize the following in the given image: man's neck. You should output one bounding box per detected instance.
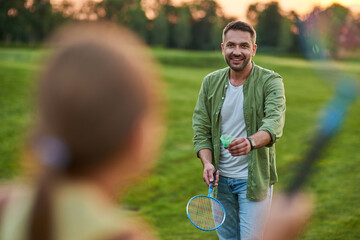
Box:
[229,61,253,86]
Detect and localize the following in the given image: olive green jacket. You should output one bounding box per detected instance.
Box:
[192,62,286,201]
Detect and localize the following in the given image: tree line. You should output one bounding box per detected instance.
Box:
[1,0,360,58]
[247,1,360,58]
[0,0,235,50]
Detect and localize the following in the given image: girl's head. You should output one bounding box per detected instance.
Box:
[34,22,163,180]
[28,23,163,240]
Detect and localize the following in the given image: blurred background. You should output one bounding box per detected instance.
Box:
[1,0,360,56]
[0,0,359,239]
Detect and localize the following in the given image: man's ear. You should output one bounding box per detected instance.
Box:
[221,42,225,56]
[252,43,257,57]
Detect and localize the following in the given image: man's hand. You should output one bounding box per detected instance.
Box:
[227,137,251,156]
[203,163,219,187]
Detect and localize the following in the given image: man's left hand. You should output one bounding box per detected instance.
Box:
[227,137,251,156]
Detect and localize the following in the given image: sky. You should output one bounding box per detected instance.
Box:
[216,0,360,19]
[172,0,360,19]
[51,0,360,20]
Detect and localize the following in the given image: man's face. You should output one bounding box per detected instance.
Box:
[221,30,257,72]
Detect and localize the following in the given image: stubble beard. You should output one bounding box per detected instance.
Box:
[225,56,251,72]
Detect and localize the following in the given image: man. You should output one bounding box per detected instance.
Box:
[192,21,286,240]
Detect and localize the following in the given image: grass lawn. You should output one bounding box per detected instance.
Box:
[0,47,359,239]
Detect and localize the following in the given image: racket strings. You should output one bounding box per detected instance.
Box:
[187,196,225,230]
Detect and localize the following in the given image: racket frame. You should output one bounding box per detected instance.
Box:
[186,194,226,231]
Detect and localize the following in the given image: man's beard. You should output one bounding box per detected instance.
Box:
[225,56,250,72]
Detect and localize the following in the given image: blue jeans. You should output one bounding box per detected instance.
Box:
[216,176,273,240]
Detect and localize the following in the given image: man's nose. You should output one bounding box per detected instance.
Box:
[232,46,241,55]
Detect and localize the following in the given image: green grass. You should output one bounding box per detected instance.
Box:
[0,47,359,239]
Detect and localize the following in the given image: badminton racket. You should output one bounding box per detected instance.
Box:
[285,17,358,195]
[186,170,226,231]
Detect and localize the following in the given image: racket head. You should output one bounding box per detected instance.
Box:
[186,195,226,231]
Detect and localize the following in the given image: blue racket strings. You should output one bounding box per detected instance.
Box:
[187,196,225,230]
[187,170,226,231]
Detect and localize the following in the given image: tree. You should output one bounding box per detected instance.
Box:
[323,3,350,57]
[0,0,28,42]
[151,8,169,46]
[209,17,228,50]
[277,16,294,52]
[28,0,57,42]
[95,0,133,22]
[127,1,148,41]
[246,3,261,26]
[189,0,228,50]
[301,3,352,58]
[173,6,191,49]
[256,1,282,48]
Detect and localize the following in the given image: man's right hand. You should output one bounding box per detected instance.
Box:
[203,163,219,187]
[198,149,219,187]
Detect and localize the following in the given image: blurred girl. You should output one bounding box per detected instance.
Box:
[0,22,163,240]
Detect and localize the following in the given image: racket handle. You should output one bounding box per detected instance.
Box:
[208,170,217,196]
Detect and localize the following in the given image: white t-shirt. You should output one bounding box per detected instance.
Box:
[219,81,248,179]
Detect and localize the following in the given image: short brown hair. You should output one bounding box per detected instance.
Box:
[223,21,257,44]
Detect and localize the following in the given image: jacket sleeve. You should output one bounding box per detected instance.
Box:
[259,77,286,147]
[192,77,213,157]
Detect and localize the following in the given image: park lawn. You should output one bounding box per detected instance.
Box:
[0,47,359,239]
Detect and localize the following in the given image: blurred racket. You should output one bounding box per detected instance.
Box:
[186,170,226,231]
[285,17,358,195]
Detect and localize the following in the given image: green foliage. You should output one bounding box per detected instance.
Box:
[173,7,191,49]
[246,3,261,26]
[151,8,169,46]
[1,0,360,55]
[126,2,148,40]
[251,1,360,57]
[304,3,352,58]
[250,2,300,53]
[256,2,282,47]
[277,16,295,53]
[209,17,225,50]
[188,0,229,50]
[0,0,29,42]
[0,0,71,43]
[325,3,350,27]
[96,0,131,21]
[29,0,54,41]
[1,47,359,239]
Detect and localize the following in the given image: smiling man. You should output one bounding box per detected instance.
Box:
[192,21,286,240]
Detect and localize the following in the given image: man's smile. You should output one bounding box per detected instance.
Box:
[230,56,245,64]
